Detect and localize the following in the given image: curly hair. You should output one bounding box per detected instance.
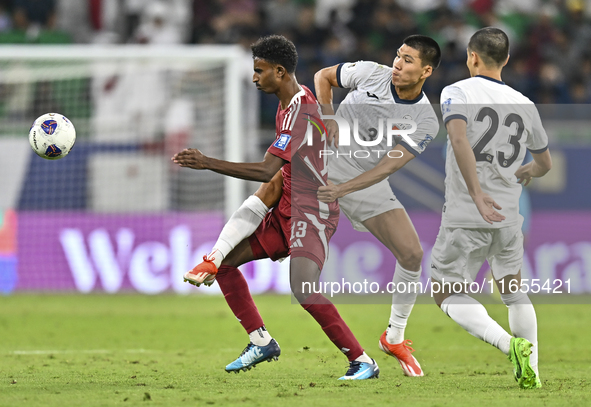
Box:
[251,35,298,74]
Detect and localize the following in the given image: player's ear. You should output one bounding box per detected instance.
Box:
[275,65,286,79]
[466,49,474,69]
[471,51,480,67]
[502,54,510,68]
[421,65,433,80]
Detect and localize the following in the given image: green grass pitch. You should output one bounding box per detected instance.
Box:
[1,294,590,406]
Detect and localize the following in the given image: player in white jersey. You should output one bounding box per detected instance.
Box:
[314,35,441,377]
[431,27,552,389]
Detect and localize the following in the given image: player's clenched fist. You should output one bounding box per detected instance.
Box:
[317,180,341,203]
[172,148,209,169]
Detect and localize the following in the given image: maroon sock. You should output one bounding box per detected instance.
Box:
[216,265,264,334]
[301,293,364,361]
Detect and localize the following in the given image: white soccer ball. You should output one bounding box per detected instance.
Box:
[28,113,76,160]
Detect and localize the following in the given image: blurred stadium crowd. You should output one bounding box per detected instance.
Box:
[1,0,591,107]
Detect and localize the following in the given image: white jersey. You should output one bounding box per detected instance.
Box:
[332,61,439,173]
[440,75,549,229]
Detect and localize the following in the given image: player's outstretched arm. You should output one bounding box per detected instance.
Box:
[314,65,340,147]
[317,144,414,203]
[515,150,552,186]
[172,149,285,183]
[447,118,505,224]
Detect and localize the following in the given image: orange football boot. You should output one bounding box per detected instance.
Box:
[378,331,424,377]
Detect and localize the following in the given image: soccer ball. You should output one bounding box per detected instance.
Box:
[28,113,76,160]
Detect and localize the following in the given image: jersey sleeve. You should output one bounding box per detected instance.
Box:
[267,104,296,162]
[267,101,315,162]
[267,131,292,162]
[440,85,468,125]
[336,61,379,89]
[526,107,549,153]
[398,111,440,156]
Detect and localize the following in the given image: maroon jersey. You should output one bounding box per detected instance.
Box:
[251,86,340,270]
[266,85,339,218]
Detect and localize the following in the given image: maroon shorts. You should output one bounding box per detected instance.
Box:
[249,207,339,271]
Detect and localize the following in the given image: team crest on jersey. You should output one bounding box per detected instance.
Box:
[273,133,291,150]
[442,98,452,114]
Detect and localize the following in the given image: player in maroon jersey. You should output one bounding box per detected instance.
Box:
[173,35,379,380]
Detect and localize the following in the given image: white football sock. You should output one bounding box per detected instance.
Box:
[354,352,373,364]
[248,326,272,346]
[501,291,539,375]
[441,294,511,355]
[209,195,269,268]
[386,263,421,344]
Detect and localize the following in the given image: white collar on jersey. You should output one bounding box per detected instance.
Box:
[476,75,506,85]
[283,86,306,110]
[390,83,425,104]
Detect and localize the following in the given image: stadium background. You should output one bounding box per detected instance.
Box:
[0,0,590,297]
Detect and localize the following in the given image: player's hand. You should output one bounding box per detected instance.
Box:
[473,192,505,224]
[172,148,209,170]
[317,180,341,203]
[515,164,533,186]
[325,119,340,148]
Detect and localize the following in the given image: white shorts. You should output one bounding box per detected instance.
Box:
[328,157,403,232]
[430,222,524,283]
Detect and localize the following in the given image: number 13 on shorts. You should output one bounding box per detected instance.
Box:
[291,221,308,240]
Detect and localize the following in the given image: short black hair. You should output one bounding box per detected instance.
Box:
[403,35,441,70]
[468,27,509,67]
[251,35,298,74]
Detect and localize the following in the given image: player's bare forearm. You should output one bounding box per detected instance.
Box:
[314,65,339,115]
[317,145,413,202]
[528,150,552,177]
[536,150,552,172]
[314,65,342,147]
[173,149,284,183]
[447,119,483,199]
[515,150,552,186]
[447,119,504,224]
[201,156,283,182]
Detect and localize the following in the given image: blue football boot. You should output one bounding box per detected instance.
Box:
[225,339,281,373]
[338,358,380,380]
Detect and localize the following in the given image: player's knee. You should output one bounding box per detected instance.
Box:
[290,275,317,304]
[290,282,311,304]
[500,290,531,306]
[397,245,423,270]
[289,257,322,303]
